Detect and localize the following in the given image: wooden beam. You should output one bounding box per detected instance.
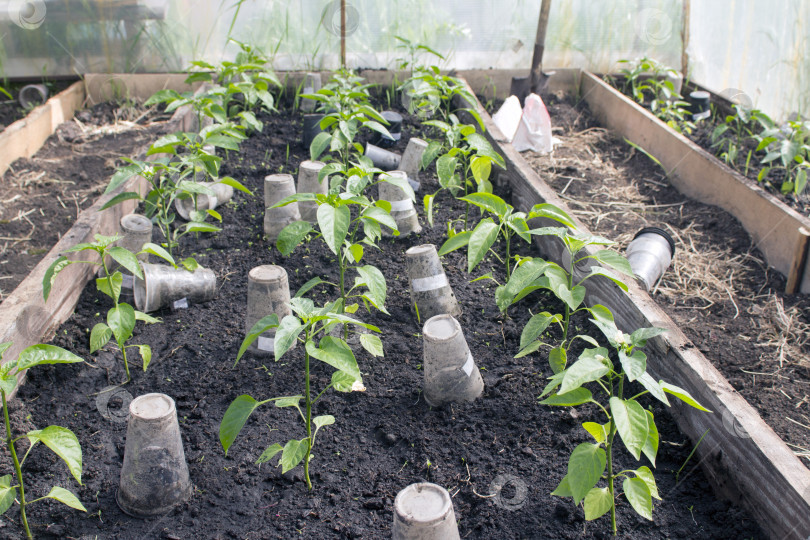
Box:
[457,76,810,539]
[579,71,810,294]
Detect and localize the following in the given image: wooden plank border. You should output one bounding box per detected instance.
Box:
[0,81,85,178]
[579,71,810,294]
[457,76,810,539]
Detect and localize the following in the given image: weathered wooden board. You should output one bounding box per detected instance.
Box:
[84,73,199,105]
[457,77,810,539]
[579,71,810,294]
[0,81,85,178]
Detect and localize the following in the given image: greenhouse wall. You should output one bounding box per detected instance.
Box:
[0,0,806,121]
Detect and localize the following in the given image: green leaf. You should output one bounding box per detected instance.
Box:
[622,477,653,520]
[0,482,15,515]
[100,191,142,211]
[661,382,711,411]
[540,387,593,407]
[460,192,508,217]
[310,132,332,160]
[42,486,86,512]
[567,443,607,504]
[519,311,557,350]
[307,337,361,380]
[347,243,364,263]
[355,265,387,312]
[437,231,472,255]
[584,487,613,520]
[590,249,634,276]
[27,426,83,484]
[331,370,356,392]
[219,176,253,196]
[313,415,335,432]
[256,443,283,465]
[280,438,309,473]
[528,203,576,228]
[181,257,199,272]
[137,344,152,371]
[89,323,112,353]
[642,409,659,466]
[467,218,499,272]
[619,349,647,382]
[317,204,351,256]
[96,272,123,302]
[107,304,136,345]
[274,315,305,362]
[559,348,610,395]
[436,155,458,187]
[359,334,384,357]
[549,346,567,374]
[583,267,628,291]
[637,372,669,406]
[16,345,83,371]
[295,277,325,298]
[470,156,493,189]
[104,164,141,195]
[609,397,649,460]
[582,422,607,444]
[43,256,70,301]
[556,283,586,311]
[185,222,221,234]
[550,475,573,497]
[139,243,175,267]
[235,314,280,363]
[108,247,144,279]
[220,395,262,454]
[276,221,313,256]
[634,465,661,500]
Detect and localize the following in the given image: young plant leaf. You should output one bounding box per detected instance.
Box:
[634,465,661,500]
[96,272,123,302]
[42,486,86,512]
[42,256,70,301]
[359,334,384,357]
[637,372,669,406]
[306,337,360,380]
[584,487,613,520]
[236,314,280,363]
[137,344,152,371]
[295,277,325,298]
[107,304,136,345]
[467,218,499,272]
[355,265,387,312]
[459,192,508,217]
[16,345,83,371]
[26,426,83,484]
[280,438,309,473]
[313,415,335,432]
[277,221,314,256]
[0,475,16,515]
[618,349,647,382]
[549,346,567,374]
[609,397,649,460]
[660,382,711,411]
[139,243,176,267]
[310,132,332,160]
[622,477,653,520]
[317,204,351,255]
[550,475,573,497]
[540,387,593,407]
[589,249,634,277]
[220,395,263,454]
[642,409,659,466]
[274,315,305,361]
[108,247,144,279]
[582,422,607,444]
[438,231,472,256]
[89,323,112,353]
[566,443,606,505]
[559,348,610,395]
[256,443,283,465]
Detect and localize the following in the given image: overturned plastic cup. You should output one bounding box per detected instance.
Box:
[117,393,191,518]
[422,314,483,407]
[625,227,676,291]
[297,160,327,223]
[376,110,403,148]
[303,114,325,149]
[116,214,153,301]
[689,90,711,121]
[392,482,461,540]
[406,244,461,320]
[300,73,322,113]
[400,138,429,191]
[264,174,301,242]
[134,263,217,313]
[247,265,293,356]
[365,142,401,171]
[174,182,234,221]
[380,171,421,237]
[18,84,48,109]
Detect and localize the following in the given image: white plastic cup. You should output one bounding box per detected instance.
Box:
[117,393,191,518]
[625,227,676,291]
[174,182,234,221]
[133,263,217,313]
[300,73,322,113]
[297,160,327,223]
[380,171,421,237]
[18,84,48,109]
[400,138,429,191]
[264,174,301,242]
[246,265,293,356]
[116,214,153,301]
[422,314,483,407]
[406,244,461,320]
[392,482,461,540]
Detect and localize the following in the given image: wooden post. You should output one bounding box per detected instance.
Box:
[340,0,347,68]
[530,0,552,93]
[786,227,810,294]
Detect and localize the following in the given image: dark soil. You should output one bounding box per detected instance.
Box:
[0,101,172,299]
[0,81,76,129]
[1,103,763,538]
[523,92,810,470]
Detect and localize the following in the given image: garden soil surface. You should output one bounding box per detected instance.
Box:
[1,103,764,538]
[0,81,77,130]
[523,92,810,470]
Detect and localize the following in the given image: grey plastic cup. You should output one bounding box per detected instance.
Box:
[134,263,217,313]
[422,314,483,407]
[300,73,322,113]
[117,393,191,518]
[174,182,234,221]
[116,214,153,302]
[406,244,461,320]
[264,174,301,242]
[365,142,401,171]
[400,138,429,191]
[380,171,421,237]
[247,265,293,356]
[625,227,676,291]
[18,84,48,109]
[297,160,327,223]
[392,482,461,540]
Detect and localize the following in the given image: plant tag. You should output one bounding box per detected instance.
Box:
[172,298,189,311]
[257,336,275,352]
[693,110,711,121]
[121,274,134,289]
[411,273,448,292]
[388,199,414,212]
[462,351,475,377]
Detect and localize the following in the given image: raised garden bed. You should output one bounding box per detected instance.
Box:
[0,72,771,538]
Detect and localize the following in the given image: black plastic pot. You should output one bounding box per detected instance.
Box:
[302,114,325,150]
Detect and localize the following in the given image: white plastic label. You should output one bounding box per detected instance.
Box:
[121,274,134,289]
[172,298,189,310]
[693,110,711,121]
[257,336,275,352]
[411,273,448,292]
[388,199,414,212]
[462,352,475,376]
